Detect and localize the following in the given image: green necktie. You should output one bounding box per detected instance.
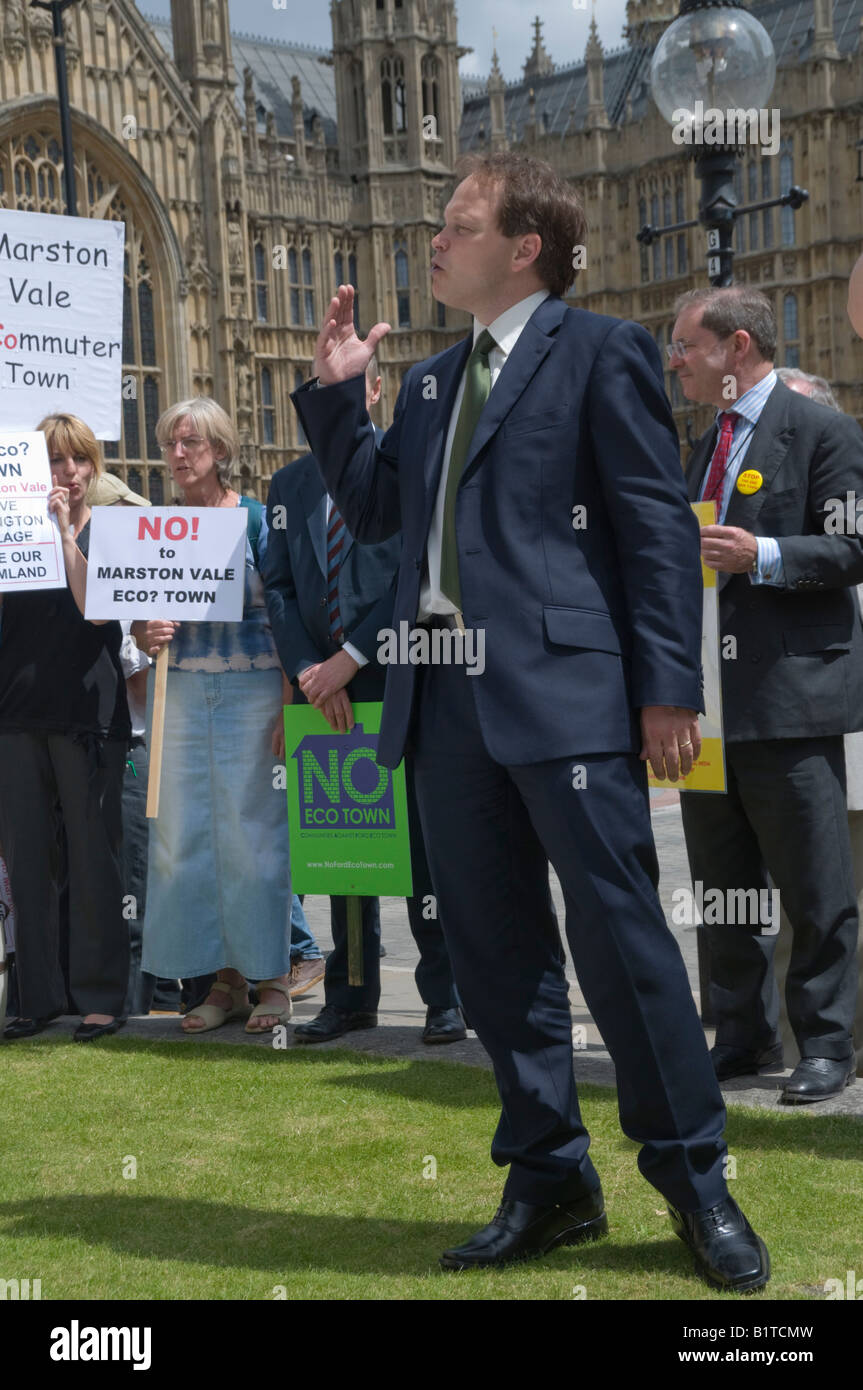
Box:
[439,328,497,610]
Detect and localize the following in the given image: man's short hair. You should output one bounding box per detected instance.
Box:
[455,152,588,298]
[776,367,842,412]
[366,353,380,383]
[673,286,777,362]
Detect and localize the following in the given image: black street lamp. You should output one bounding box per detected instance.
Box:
[30,0,84,216]
[637,0,808,286]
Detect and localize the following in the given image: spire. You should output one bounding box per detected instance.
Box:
[586,5,602,63]
[585,3,609,131]
[488,29,503,89]
[488,28,507,151]
[813,0,840,60]
[523,15,553,81]
[291,74,307,170]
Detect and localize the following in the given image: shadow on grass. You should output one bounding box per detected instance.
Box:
[0,1193,699,1281]
[3,1035,499,1110]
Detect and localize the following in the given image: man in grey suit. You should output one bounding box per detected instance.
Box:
[671,286,863,1103]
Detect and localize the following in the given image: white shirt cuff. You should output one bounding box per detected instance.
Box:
[750,537,785,586]
[342,640,368,669]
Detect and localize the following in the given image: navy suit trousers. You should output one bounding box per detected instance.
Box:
[411,658,729,1212]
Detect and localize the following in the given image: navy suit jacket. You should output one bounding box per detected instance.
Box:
[263,444,401,704]
[293,296,704,768]
[686,378,863,741]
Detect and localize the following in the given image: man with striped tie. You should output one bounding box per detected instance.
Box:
[263,358,463,1045]
[672,285,863,1103]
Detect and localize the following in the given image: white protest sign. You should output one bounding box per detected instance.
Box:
[0,208,125,440]
[0,430,65,592]
[85,507,247,621]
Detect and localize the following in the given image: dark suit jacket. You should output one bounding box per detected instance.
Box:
[685,378,863,742]
[292,296,704,769]
[263,447,400,704]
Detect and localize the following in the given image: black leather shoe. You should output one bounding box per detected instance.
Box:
[439,1188,608,1270]
[73,1018,125,1042]
[780,1055,856,1104]
[4,1009,63,1040]
[710,1042,784,1081]
[294,1004,377,1043]
[422,1006,467,1045]
[668,1196,769,1292]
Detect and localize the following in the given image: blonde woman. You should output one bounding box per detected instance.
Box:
[0,414,130,1041]
[134,398,294,1033]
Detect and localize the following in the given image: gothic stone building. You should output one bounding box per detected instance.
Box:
[1,0,861,499]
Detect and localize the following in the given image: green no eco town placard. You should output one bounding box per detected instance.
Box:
[283,702,413,897]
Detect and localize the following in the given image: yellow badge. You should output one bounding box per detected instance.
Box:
[736,469,763,496]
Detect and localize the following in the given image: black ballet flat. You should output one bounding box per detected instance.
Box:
[4,1009,63,1040]
[73,1018,126,1042]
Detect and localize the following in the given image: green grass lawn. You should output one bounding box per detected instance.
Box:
[0,1036,859,1301]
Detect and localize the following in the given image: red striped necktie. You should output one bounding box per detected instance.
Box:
[702,411,739,513]
[326,500,346,644]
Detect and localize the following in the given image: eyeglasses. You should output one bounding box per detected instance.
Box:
[666,340,698,361]
[666,331,733,362]
[159,435,207,456]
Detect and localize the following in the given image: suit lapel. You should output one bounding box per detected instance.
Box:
[686,426,717,502]
[300,465,328,577]
[422,337,472,503]
[460,297,567,485]
[722,383,794,532]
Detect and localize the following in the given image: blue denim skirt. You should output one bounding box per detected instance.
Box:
[142,669,293,979]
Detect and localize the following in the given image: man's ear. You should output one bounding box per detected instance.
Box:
[733,328,753,359]
[513,233,542,272]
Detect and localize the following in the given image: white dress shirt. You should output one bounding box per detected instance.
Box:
[418,289,550,619]
[698,369,784,585]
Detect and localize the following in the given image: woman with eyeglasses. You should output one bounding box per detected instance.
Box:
[0,414,131,1041]
[132,398,299,1034]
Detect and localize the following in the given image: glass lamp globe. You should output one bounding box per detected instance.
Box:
[650,5,776,125]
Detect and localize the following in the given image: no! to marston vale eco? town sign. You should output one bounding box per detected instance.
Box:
[84,506,247,621]
[283,703,413,897]
[0,208,125,440]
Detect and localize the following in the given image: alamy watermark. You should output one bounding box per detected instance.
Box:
[672,102,780,158]
[671,882,780,934]
[377,621,485,676]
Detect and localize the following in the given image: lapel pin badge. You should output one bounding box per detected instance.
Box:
[736,469,763,496]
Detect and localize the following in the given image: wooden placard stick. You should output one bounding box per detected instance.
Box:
[145,644,170,819]
[346,895,364,986]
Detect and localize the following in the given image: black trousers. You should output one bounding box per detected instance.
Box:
[325,758,459,1013]
[411,659,728,1213]
[0,732,129,1019]
[681,736,858,1060]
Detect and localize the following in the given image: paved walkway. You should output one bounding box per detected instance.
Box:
[100,797,861,1117]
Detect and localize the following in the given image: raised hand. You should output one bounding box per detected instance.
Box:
[47,485,72,537]
[313,284,391,386]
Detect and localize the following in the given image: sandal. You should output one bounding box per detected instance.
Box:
[245,979,293,1033]
[182,980,251,1033]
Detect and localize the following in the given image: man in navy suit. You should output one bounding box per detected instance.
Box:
[264,359,462,1045]
[290,153,768,1291]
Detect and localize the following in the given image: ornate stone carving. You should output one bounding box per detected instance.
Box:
[29,5,53,52]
